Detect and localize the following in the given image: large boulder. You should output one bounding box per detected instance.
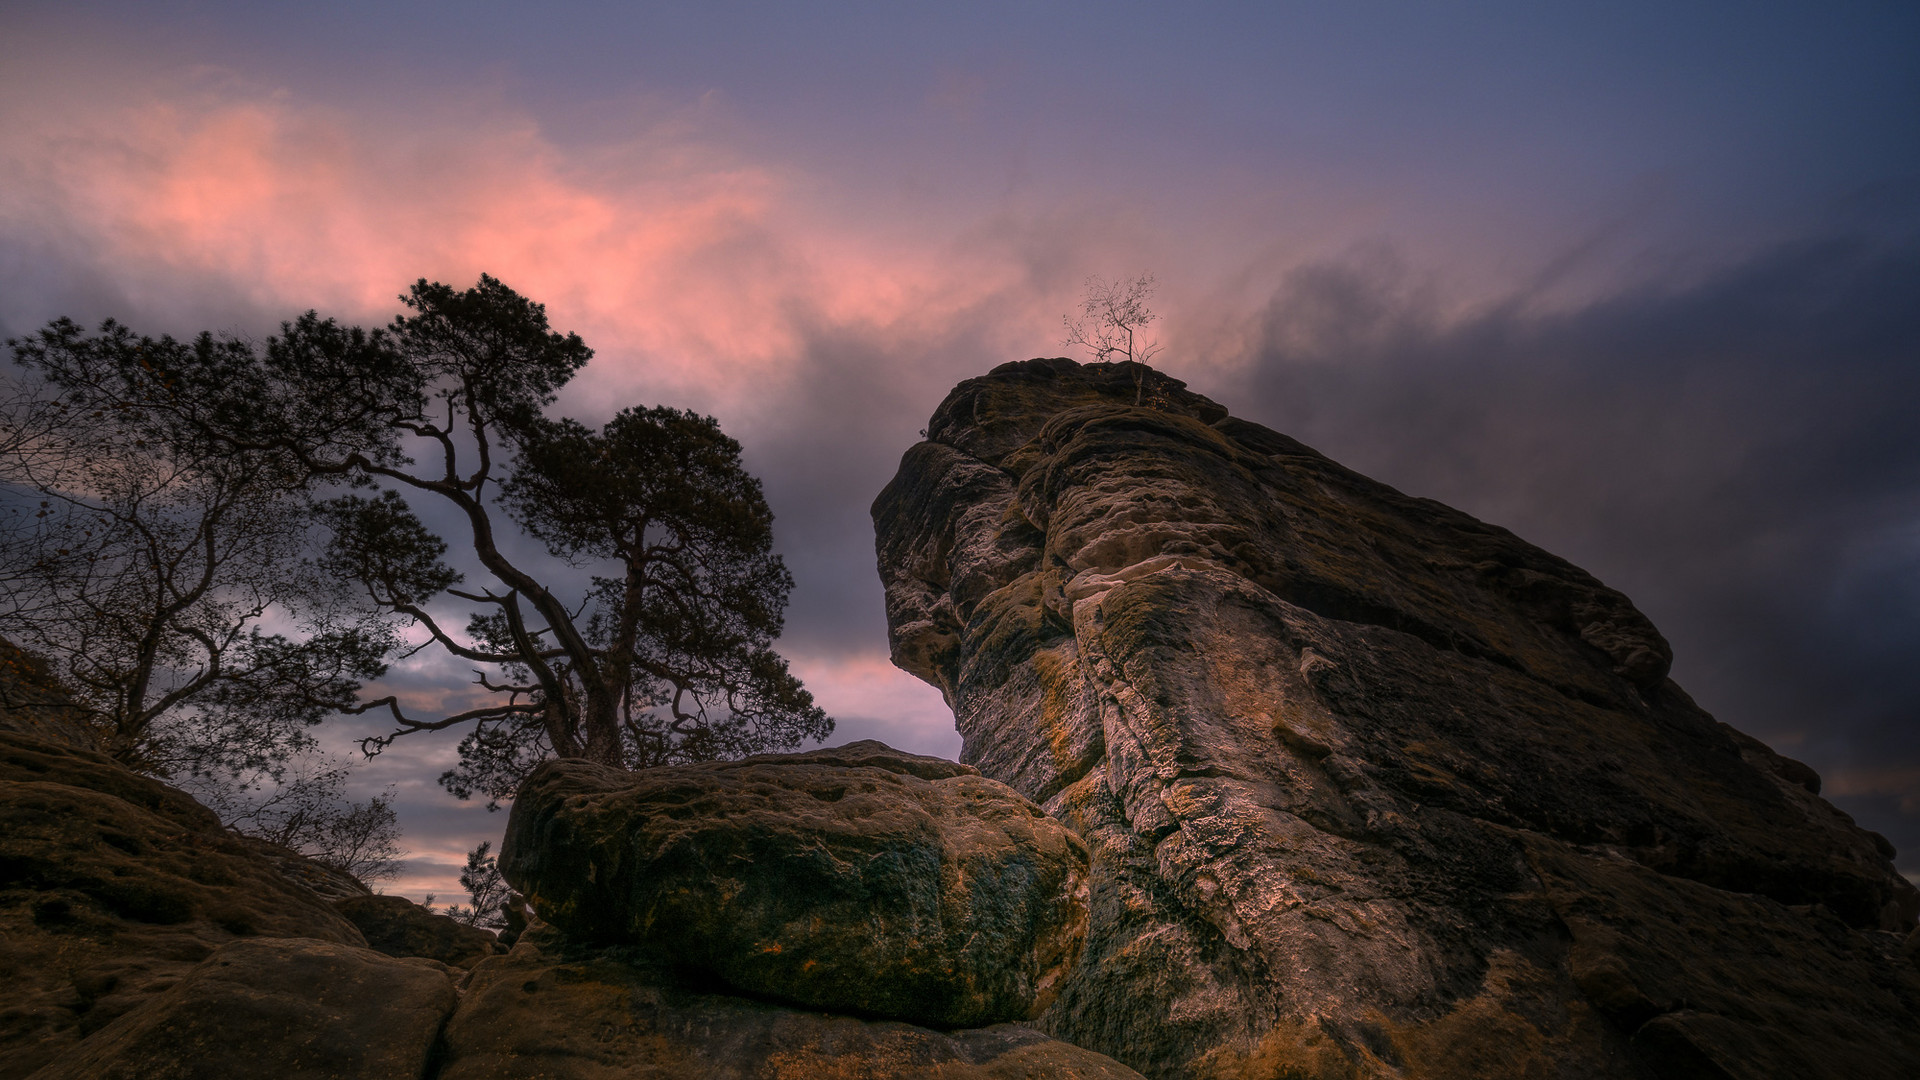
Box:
[437,928,1145,1080]
[28,938,458,1080]
[501,740,1090,1029]
[873,358,1920,1079]
[334,893,501,968]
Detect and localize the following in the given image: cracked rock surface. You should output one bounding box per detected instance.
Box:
[873,357,1920,1080]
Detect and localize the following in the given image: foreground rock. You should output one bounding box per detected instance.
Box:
[0,732,369,1078]
[439,927,1145,1080]
[502,740,1091,1028]
[874,358,1920,1079]
[3,642,1133,1078]
[0,637,99,752]
[28,938,458,1080]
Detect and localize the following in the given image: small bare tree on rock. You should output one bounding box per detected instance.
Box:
[1062,273,1163,403]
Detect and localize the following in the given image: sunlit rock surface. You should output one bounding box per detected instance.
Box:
[873,358,1920,1079]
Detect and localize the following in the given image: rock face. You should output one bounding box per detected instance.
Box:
[0,636,100,752]
[2,638,1138,1077]
[873,358,1920,1079]
[501,740,1091,1028]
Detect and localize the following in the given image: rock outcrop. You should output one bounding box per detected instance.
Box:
[437,924,1144,1080]
[0,637,99,752]
[2,651,1141,1080]
[27,938,459,1080]
[501,740,1091,1028]
[0,731,380,1078]
[873,358,1920,1079]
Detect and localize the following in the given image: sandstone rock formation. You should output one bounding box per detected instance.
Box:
[501,740,1091,1028]
[0,731,379,1077]
[873,358,1920,1079]
[28,938,459,1080]
[437,924,1145,1080]
[0,636,100,752]
[3,649,1140,1080]
[335,894,503,969]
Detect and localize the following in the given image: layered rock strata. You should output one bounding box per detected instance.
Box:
[873,358,1920,1079]
[501,740,1091,1028]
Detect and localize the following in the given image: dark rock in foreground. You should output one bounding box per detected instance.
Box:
[1,652,1137,1080]
[28,938,458,1080]
[335,893,503,969]
[0,637,100,753]
[501,740,1092,1028]
[0,731,370,1078]
[438,926,1144,1080]
[873,358,1920,1079]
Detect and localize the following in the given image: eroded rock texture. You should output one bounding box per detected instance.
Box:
[28,938,458,1080]
[0,732,375,1078]
[335,893,503,969]
[873,358,1920,1079]
[438,925,1145,1080]
[501,740,1091,1028]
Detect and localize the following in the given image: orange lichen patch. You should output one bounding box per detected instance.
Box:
[1195,1019,1362,1080]
[1376,955,1621,1080]
[1032,643,1090,764]
[1198,952,1612,1080]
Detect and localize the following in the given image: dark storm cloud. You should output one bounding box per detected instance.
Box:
[1226,228,1920,872]
[741,308,1026,652]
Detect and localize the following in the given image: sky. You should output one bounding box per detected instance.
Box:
[3,1,1917,901]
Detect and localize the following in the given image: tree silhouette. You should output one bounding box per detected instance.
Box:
[1063,273,1165,405]
[2,322,391,778]
[54,275,828,804]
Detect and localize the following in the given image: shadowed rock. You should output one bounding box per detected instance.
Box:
[334,893,501,969]
[437,926,1146,1079]
[874,358,1920,1079]
[0,637,99,753]
[500,740,1091,1029]
[0,732,369,1078]
[3,647,1131,1078]
[28,938,457,1080]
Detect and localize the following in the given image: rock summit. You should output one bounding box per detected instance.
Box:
[874,357,1920,1079]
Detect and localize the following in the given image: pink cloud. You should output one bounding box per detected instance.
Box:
[1,78,1089,425]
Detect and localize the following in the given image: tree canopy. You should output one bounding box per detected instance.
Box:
[28,275,830,805]
[2,320,391,778]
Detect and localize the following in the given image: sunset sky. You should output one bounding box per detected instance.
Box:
[4,2,1917,900]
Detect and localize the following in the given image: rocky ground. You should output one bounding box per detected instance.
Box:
[873,358,1920,1079]
[0,639,1142,1078]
